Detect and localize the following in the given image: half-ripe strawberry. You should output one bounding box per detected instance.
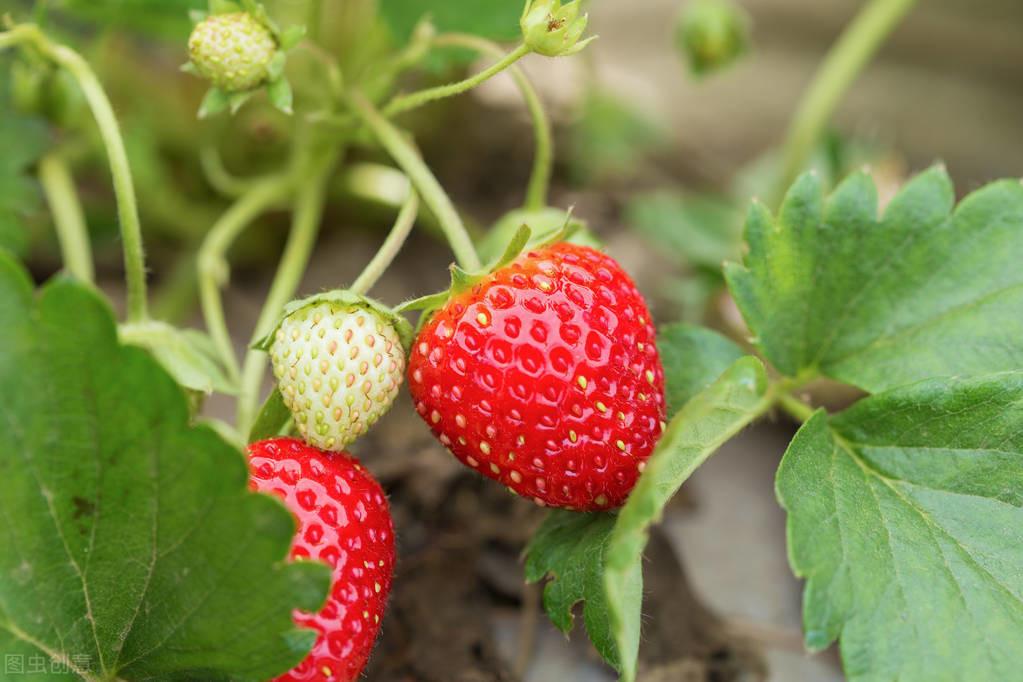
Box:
[407,242,666,511]
[248,438,395,682]
[264,293,411,451]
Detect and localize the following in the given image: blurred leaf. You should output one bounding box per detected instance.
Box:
[477,207,601,264]
[0,81,49,257]
[657,322,744,417]
[658,270,722,323]
[0,253,330,680]
[120,321,237,395]
[569,90,665,185]
[626,191,742,268]
[54,0,206,39]
[733,130,884,203]
[378,0,522,43]
[525,511,622,669]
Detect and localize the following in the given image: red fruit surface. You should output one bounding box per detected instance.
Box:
[247,438,395,682]
[407,242,666,511]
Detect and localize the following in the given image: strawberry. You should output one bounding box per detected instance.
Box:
[188,12,278,92]
[407,242,666,511]
[265,295,410,451]
[248,438,395,682]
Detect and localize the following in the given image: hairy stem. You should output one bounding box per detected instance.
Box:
[198,175,293,382]
[434,33,552,210]
[775,391,817,423]
[199,145,261,198]
[382,42,531,118]
[772,0,919,205]
[307,0,324,41]
[3,25,149,320]
[350,92,481,270]
[236,154,336,433]
[350,191,419,296]
[38,153,94,282]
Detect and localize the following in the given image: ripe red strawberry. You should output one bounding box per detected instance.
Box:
[407,242,666,511]
[247,438,395,682]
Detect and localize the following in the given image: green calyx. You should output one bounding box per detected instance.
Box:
[477,206,601,263]
[184,0,306,117]
[397,211,581,329]
[255,289,414,353]
[520,0,597,57]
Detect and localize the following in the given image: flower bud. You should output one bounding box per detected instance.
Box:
[520,0,596,57]
[11,60,83,127]
[676,0,750,77]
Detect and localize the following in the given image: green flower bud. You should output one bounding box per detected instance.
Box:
[676,0,750,77]
[520,0,596,57]
[188,12,278,92]
[11,60,83,127]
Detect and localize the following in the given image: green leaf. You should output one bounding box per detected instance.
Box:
[625,191,742,269]
[249,389,292,442]
[605,356,768,682]
[120,321,237,395]
[379,0,522,43]
[0,255,330,681]
[524,511,621,668]
[657,323,745,417]
[777,373,1023,681]
[725,166,1023,392]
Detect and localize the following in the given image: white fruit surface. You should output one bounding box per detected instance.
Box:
[270,303,405,451]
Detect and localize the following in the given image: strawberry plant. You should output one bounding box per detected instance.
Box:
[1,0,1021,681]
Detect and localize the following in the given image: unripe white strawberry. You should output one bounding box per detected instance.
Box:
[188,12,278,92]
[268,298,408,451]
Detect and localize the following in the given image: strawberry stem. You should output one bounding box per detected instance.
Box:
[237,148,338,433]
[772,0,919,206]
[198,174,294,383]
[350,191,420,296]
[349,92,482,271]
[432,33,552,211]
[38,152,94,283]
[775,391,817,423]
[382,42,531,118]
[2,24,149,321]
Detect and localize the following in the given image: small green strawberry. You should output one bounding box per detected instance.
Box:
[261,292,412,451]
[188,12,278,92]
[184,3,305,117]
